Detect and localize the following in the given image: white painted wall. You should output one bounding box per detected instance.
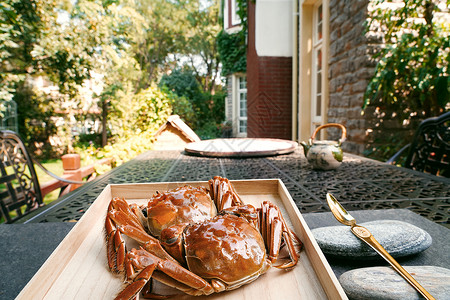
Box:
[255,0,293,57]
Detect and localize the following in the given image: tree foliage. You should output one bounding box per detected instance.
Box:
[363,0,449,161]
[0,0,37,102]
[182,0,222,93]
[129,0,185,88]
[159,68,224,132]
[1,0,224,157]
[364,0,450,119]
[1,0,64,155]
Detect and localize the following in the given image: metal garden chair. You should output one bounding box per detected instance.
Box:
[387,111,450,177]
[0,130,84,223]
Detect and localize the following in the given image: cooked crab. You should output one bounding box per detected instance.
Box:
[105,176,302,299]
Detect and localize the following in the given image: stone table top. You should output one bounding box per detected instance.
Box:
[302,209,450,278]
[0,222,76,300]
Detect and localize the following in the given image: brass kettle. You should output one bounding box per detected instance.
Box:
[300,123,347,170]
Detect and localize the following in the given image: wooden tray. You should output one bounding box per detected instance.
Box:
[17,179,347,299]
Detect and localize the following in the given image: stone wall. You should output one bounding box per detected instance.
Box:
[326,0,440,158]
[327,0,373,154]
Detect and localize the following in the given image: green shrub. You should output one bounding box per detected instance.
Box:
[74,85,196,173]
[159,68,225,131]
[195,120,221,140]
[159,69,201,103]
[210,87,226,124]
[133,86,174,133]
[159,69,209,129]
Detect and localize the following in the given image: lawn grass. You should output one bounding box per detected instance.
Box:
[35,159,71,205]
[35,159,65,182]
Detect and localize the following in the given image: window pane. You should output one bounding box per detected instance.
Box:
[239,76,247,119]
[237,75,247,134]
[239,120,247,133]
[317,72,321,94]
[312,3,324,131]
[318,4,322,22]
[239,77,247,89]
[316,95,322,116]
[317,4,323,40]
[240,91,247,101]
[231,0,241,25]
[317,49,322,70]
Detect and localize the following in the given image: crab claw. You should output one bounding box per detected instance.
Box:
[105,197,178,274]
[116,248,215,299]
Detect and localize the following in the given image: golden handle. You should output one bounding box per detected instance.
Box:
[351,225,435,300]
[311,123,347,144]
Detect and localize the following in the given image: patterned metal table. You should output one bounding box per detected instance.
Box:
[20,149,450,228]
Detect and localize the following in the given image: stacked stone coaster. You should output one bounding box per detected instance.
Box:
[311,220,432,259]
[339,266,450,300]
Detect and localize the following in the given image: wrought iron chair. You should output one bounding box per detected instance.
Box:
[387,111,450,177]
[0,130,84,223]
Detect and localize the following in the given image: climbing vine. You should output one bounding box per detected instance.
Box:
[216,0,250,76]
[217,30,246,76]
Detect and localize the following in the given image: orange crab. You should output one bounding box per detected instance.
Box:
[105,176,302,299]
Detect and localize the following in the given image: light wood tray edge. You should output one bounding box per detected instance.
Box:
[276,180,347,299]
[16,185,114,299]
[17,179,347,300]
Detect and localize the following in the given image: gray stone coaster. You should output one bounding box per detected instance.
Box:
[339,266,450,300]
[311,220,432,259]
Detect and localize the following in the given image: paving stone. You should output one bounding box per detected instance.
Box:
[339,266,450,300]
[311,220,432,259]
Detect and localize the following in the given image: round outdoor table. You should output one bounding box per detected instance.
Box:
[184,138,298,157]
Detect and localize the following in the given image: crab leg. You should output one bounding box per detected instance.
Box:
[105,202,127,272]
[105,197,177,273]
[260,201,282,262]
[117,262,156,300]
[258,201,302,269]
[116,248,215,300]
[209,176,243,211]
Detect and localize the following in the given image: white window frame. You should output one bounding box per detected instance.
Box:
[223,0,229,29]
[236,75,247,137]
[231,74,247,137]
[311,1,325,135]
[298,0,329,142]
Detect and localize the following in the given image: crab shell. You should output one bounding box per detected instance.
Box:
[146,185,271,289]
[147,186,217,238]
[184,214,270,288]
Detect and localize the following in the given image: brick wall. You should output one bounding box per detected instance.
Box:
[246,1,292,140]
[327,0,373,154]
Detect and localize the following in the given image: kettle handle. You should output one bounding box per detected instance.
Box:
[311,123,347,144]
